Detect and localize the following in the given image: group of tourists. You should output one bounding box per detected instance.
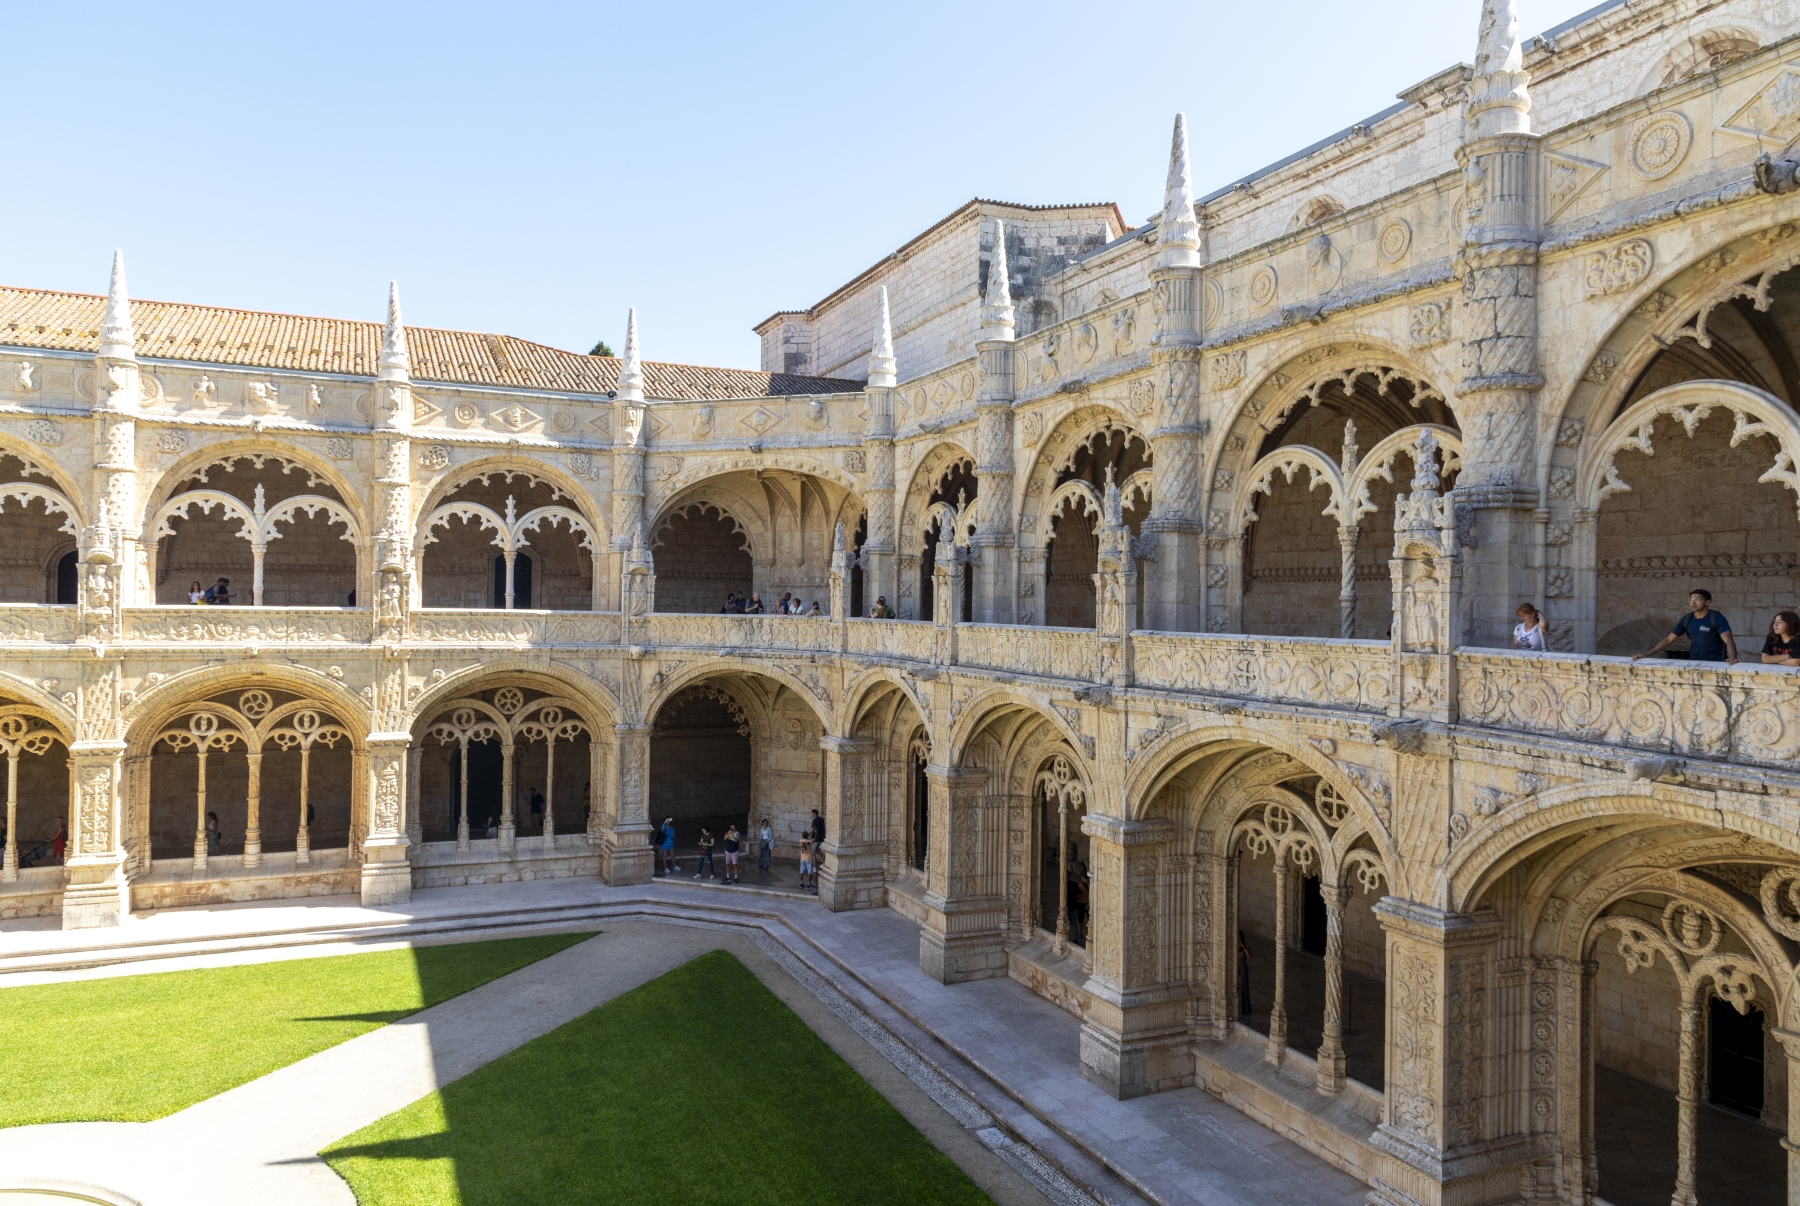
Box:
[185,578,232,605]
[653,809,826,895]
[1509,591,1800,666]
[719,591,823,616]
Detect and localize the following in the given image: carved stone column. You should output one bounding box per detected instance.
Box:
[61,740,128,929]
[972,395,1015,624]
[359,734,413,906]
[1454,8,1542,651]
[1770,1027,1800,1206]
[863,422,896,613]
[1092,476,1137,688]
[406,742,425,848]
[918,763,1006,983]
[1317,882,1351,1094]
[603,722,654,884]
[931,522,962,667]
[818,735,881,911]
[1338,524,1360,639]
[1370,899,1524,1206]
[1079,814,1190,1099]
[242,750,264,868]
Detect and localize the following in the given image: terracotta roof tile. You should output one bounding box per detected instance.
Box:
[0,287,861,401]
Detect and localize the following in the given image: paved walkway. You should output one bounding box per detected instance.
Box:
[0,880,1371,1206]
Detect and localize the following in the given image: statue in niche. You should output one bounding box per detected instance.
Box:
[1405,566,1441,653]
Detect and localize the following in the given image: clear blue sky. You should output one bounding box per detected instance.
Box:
[1,1,1605,372]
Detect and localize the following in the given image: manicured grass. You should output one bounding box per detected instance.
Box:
[0,931,592,1127]
[323,949,993,1206]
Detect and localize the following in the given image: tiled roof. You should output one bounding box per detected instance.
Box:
[0,287,861,401]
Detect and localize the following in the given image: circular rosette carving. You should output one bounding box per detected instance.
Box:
[1624,694,1671,747]
[1557,683,1610,734]
[1264,802,1296,836]
[1675,690,1730,755]
[239,690,273,720]
[494,687,525,715]
[1509,680,1557,730]
[1325,660,1360,705]
[0,716,27,743]
[1738,702,1800,761]
[1314,781,1350,828]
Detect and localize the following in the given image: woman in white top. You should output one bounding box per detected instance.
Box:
[188,581,206,605]
[1513,603,1546,651]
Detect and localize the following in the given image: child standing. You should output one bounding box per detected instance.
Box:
[694,827,716,880]
[722,824,741,884]
[798,833,816,895]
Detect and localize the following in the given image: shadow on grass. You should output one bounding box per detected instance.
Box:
[326,948,993,1206]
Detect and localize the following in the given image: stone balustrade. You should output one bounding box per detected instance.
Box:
[1458,649,1800,771]
[12,606,1800,771]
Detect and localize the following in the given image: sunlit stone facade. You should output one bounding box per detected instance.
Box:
[4,3,1800,1201]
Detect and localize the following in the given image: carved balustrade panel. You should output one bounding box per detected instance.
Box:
[0,605,77,644]
[1457,651,1800,768]
[1132,633,1391,712]
[122,607,373,644]
[844,619,935,663]
[957,624,1099,682]
[640,613,831,653]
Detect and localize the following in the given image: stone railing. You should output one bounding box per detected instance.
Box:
[958,623,1100,682]
[410,609,620,646]
[1132,632,1392,714]
[1458,650,1800,770]
[845,618,936,663]
[641,613,833,653]
[0,604,77,644]
[123,606,373,644]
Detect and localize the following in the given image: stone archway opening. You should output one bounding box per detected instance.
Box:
[420,469,595,610]
[152,453,358,607]
[1042,427,1150,630]
[918,458,976,623]
[651,503,753,612]
[0,452,81,606]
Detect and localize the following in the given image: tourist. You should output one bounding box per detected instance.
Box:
[1512,604,1546,652]
[808,600,823,616]
[869,596,894,619]
[778,592,793,615]
[204,812,221,856]
[693,826,716,880]
[809,808,825,873]
[722,824,741,884]
[187,580,205,605]
[529,789,544,834]
[1237,932,1253,1016]
[745,592,765,613]
[346,589,355,606]
[51,821,66,864]
[1762,610,1800,666]
[758,817,774,870]
[19,838,47,867]
[798,832,815,894]
[204,577,232,605]
[659,817,677,875]
[1633,589,1739,665]
[720,592,736,613]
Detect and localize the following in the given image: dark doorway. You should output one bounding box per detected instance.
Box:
[650,687,751,849]
[911,751,929,871]
[493,553,533,609]
[55,551,77,605]
[1709,997,1764,1117]
[1300,875,1328,956]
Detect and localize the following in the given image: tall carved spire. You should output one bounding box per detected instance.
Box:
[378,281,410,382]
[980,219,1015,340]
[1158,113,1201,269]
[617,307,645,402]
[868,286,897,388]
[1468,0,1530,137]
[97,250,135,360]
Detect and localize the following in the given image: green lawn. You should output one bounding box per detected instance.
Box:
[0,931,592,1127]
[323,949,994,1206]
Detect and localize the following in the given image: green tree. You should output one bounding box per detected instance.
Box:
[589,340,614,357]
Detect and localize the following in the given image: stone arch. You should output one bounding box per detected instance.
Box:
[1445,782,1800,914]
[838,666,928,743]
[1638,25,1762,94]
[413,454,604,544]
[415,458,604,611]
[0,442,87,600]
[138,439,368,538]
[946,689,1083,769]
[647,452,864,519]
[404,661,619,736]
[0,437,86,521]
[643,661,832,739]
[124,663,372,744]
[1576,379,1800,654]
[1016,404,1149,554]
[1125,719,1396,877]
[898,441,976,560]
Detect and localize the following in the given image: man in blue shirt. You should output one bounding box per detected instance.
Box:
[1634,590,1739,665]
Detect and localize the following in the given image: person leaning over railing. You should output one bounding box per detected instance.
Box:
[1633,590,1739,666]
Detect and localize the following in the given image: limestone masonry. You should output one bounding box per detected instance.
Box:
[4,3,1800,1203]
